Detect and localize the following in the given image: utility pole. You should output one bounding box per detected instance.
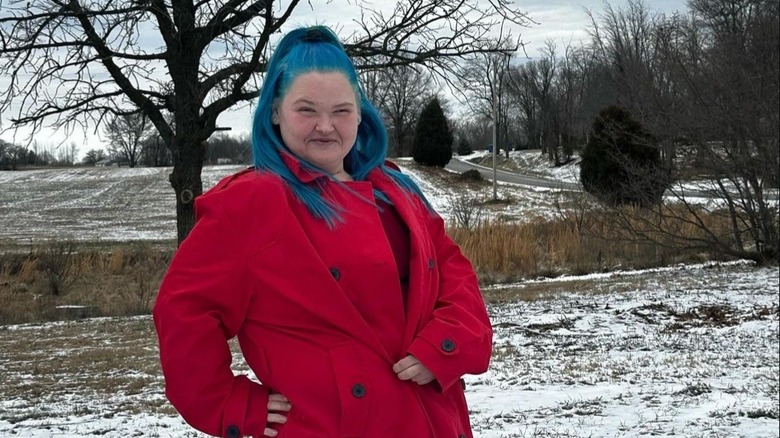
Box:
[491,53,511,201]
[491,61,498,201]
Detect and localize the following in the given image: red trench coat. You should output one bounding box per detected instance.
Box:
[154,155,493,438]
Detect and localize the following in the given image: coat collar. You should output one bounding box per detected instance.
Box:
[279,149,400,185]
[279,150,329,184]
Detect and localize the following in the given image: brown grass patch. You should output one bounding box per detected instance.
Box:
[0,242,174,325]
[0,317,247,421]
[449,203,732,282]
[0,178,742,325]
[0,317,172,419]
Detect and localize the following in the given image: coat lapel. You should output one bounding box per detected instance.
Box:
[271,155,435,362]
[282,182,397,363]
[367,169,436,353]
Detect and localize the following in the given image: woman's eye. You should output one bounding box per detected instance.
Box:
[298,107,314,113]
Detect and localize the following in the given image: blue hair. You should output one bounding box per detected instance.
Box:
[251,26,431,226]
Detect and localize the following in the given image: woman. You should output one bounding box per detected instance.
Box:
[154,26,492,438]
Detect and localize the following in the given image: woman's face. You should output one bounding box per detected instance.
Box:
[275,71,360,177]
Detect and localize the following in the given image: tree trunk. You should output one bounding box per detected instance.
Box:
[169,137,206,245]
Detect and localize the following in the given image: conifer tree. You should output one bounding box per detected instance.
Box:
[412,98,453,167]
[580,105,669,207]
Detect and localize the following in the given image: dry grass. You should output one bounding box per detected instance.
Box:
[449,196,737,283]
[450,219,705,284]
[0,206,730,325]
[0,166,742,325]
[0,242,173,325]
[0,316,178,421]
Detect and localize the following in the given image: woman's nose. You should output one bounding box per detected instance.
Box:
[315,115,335,132]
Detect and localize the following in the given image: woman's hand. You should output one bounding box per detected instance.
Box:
[393,355,435,385]
[264,393,291,437]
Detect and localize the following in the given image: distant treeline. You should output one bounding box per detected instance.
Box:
[0,133,251,170]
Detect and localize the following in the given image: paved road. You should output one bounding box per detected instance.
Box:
[447,157,779,200]
[446,157,581,191]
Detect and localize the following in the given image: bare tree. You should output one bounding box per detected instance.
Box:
[140,134,172,167]
[0,139,28,170]
[534,42,559,162]
[82,148,107,165]
[505,40,581,164]
[103,112,149,167]
[0,0,531,243]
[453,116,492,153]
[361,64,434,157]
[55,142,80,165]
[586,0,779,263]
[671,0,779,262]
[456,49,514,156]
[553,42,590,163]
[586,0,682,163]
[507,61,540,149]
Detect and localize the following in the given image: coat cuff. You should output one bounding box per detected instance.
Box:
[407,332,462,392]
[221,375,269,438]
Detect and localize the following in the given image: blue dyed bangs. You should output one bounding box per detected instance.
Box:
[275,44,361,105]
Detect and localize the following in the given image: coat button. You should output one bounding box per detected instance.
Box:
[459,434,467,438]
[428,258,435,270]
[329,267,341,280]
[225,425,240,438]
[351,383,366,398]
[441,339,456,352]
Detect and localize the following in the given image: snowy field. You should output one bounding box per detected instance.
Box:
[0,261,776,437]
[0,156,570,244]
[0,157,778,437]
[0,165,243,243]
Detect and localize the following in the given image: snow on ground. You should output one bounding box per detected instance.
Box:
[469,261,778,437]
[0,165,245,243]
[0,262,776,437]
[0,160,778,437]
[0,160,564,244]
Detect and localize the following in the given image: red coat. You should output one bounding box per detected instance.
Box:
[154,155,493,438]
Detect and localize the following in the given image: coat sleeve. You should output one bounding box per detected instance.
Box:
[153,193,269,438]
[406,208,493,392]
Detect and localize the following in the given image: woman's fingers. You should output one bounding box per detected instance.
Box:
[397,363,434,384]
[265,393,291,436]
[396,363,422,381]
[268,393,288,403]
[267,400,292,412]
[267,413,287,424]
[394,355,434,385]
[392,355,418,374]
[412,373,435,385]
[267,393,291,413]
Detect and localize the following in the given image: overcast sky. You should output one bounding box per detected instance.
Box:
[0,0,689,156]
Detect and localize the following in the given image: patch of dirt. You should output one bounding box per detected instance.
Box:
[615,302,777,331]
[526,316,578,333]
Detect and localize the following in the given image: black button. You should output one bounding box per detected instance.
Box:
[441,339,456,352]
[226,425,240,438]
[351,383,366,398]
[459,434,467,438]
[329,267,341,280]
[428,258,435,270]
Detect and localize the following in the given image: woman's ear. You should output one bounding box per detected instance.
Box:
[272,111,280,125]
